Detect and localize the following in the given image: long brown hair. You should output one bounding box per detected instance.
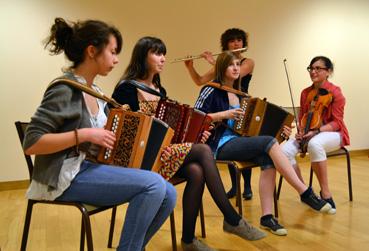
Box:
[214,51,241,90]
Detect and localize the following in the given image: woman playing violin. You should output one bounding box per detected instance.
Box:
[283,56,350,214]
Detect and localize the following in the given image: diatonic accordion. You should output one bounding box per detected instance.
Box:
[155,99,212,144]
[234,97,294,143]
[97,109,174,172]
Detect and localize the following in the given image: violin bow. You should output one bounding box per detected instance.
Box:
[283,59,300,128]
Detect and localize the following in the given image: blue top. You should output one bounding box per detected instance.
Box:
[216,104,239,156]
[194,84,243,154]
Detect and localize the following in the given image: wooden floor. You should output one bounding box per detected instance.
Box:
[1,153,368,251]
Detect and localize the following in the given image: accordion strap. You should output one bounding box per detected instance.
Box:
[119,80,165,98]
[48,78,121,108]
[205,82,250,97]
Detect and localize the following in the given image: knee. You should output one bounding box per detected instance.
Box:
[145,172,168,199]
[192,143,212,155]
[185,164,205,185]
[307,139,324,155]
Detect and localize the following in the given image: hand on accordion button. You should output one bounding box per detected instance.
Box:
[200,130,212,143]
[228,108,244,120]
[160,146,173,162]
[281,125,293,140]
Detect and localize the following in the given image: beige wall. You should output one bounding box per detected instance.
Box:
[1,0,368,182]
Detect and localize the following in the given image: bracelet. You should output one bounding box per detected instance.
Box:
[74,129,80,154]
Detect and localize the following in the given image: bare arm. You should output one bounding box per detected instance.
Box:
[239,58,254,78]
[25,128,116,155]
[184,59,215,86]
[208,108,243,122]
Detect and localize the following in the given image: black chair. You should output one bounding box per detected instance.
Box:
[276,146,353,201]
[217,160,279,218]
[168,176,206,251]
[16,121,117,251]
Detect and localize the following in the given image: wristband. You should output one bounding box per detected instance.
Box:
[74,129,80,154]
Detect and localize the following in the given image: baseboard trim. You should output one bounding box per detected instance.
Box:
[0,180,29,191]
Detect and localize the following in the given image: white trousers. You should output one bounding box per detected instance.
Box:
[282,132,341,165]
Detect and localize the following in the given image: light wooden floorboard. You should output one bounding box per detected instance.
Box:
[1,154,368,251]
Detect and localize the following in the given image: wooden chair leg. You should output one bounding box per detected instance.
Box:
[235,168,243,216]
[276,175,284,200]
[80,217,85,251]
[20,200,34,251]
[309,167,314,187]
[273,187,279,218]
[108,206,117,248]
[345,149,353,201]
[80,210,93,251]
[199,202,206,238]
[170,212,177,251]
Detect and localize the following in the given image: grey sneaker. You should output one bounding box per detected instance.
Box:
[181,238,216,251]
[223,219,266,241]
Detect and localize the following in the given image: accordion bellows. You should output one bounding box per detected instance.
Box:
[234,97,294,143]
[155,99,212,144]
[97,109,174,172]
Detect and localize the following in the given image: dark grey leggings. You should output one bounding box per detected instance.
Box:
[217,136,277,170]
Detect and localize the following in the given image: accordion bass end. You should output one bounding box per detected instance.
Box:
[97,109,174,171]
[234,98,294,143]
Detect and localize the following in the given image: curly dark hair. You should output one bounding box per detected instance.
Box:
[220,28,247,51]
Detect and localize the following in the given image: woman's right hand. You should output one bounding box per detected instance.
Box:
[81,128,116,149]
[184,58,194,68]
[225,108,244,120]
[201,51,215,65]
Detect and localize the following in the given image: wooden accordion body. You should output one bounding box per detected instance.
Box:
[97,109,174,172]
[234,97,294,143]
[155,99,212,144]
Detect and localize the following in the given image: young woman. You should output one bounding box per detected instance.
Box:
[23,18,177,251]
[185,28,254,200]
[194,51,333,236]
[282,56,350,214]
[112,36,266,251]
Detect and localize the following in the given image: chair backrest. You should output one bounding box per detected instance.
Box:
[15,121,33,181]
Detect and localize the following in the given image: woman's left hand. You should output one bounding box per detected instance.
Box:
[281,125,293,140]
[302,129,318,140]
[160,146,172,163]
[199,130,211,143]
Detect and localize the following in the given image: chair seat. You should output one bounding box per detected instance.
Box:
[327,148,348,157]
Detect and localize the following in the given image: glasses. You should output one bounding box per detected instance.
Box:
[307,66,328,73]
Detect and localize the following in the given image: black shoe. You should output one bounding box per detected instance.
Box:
[320,192,336,215]
[300,187,332,213]
[260,216,287,236]
[226,188,236,199]
[242,191,253,200]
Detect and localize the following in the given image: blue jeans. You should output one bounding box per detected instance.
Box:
[57,160,177,251]
[217,136,276,170]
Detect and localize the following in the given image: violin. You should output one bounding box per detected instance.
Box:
[299,87,333,157]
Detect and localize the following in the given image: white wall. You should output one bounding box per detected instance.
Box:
[1,0,368,182]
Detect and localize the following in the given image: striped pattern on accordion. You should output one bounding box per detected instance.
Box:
[234,97,294,143]
[155,99,212,144]
[97,109,174,172]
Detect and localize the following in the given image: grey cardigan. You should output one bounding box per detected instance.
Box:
[23,75,106,190]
